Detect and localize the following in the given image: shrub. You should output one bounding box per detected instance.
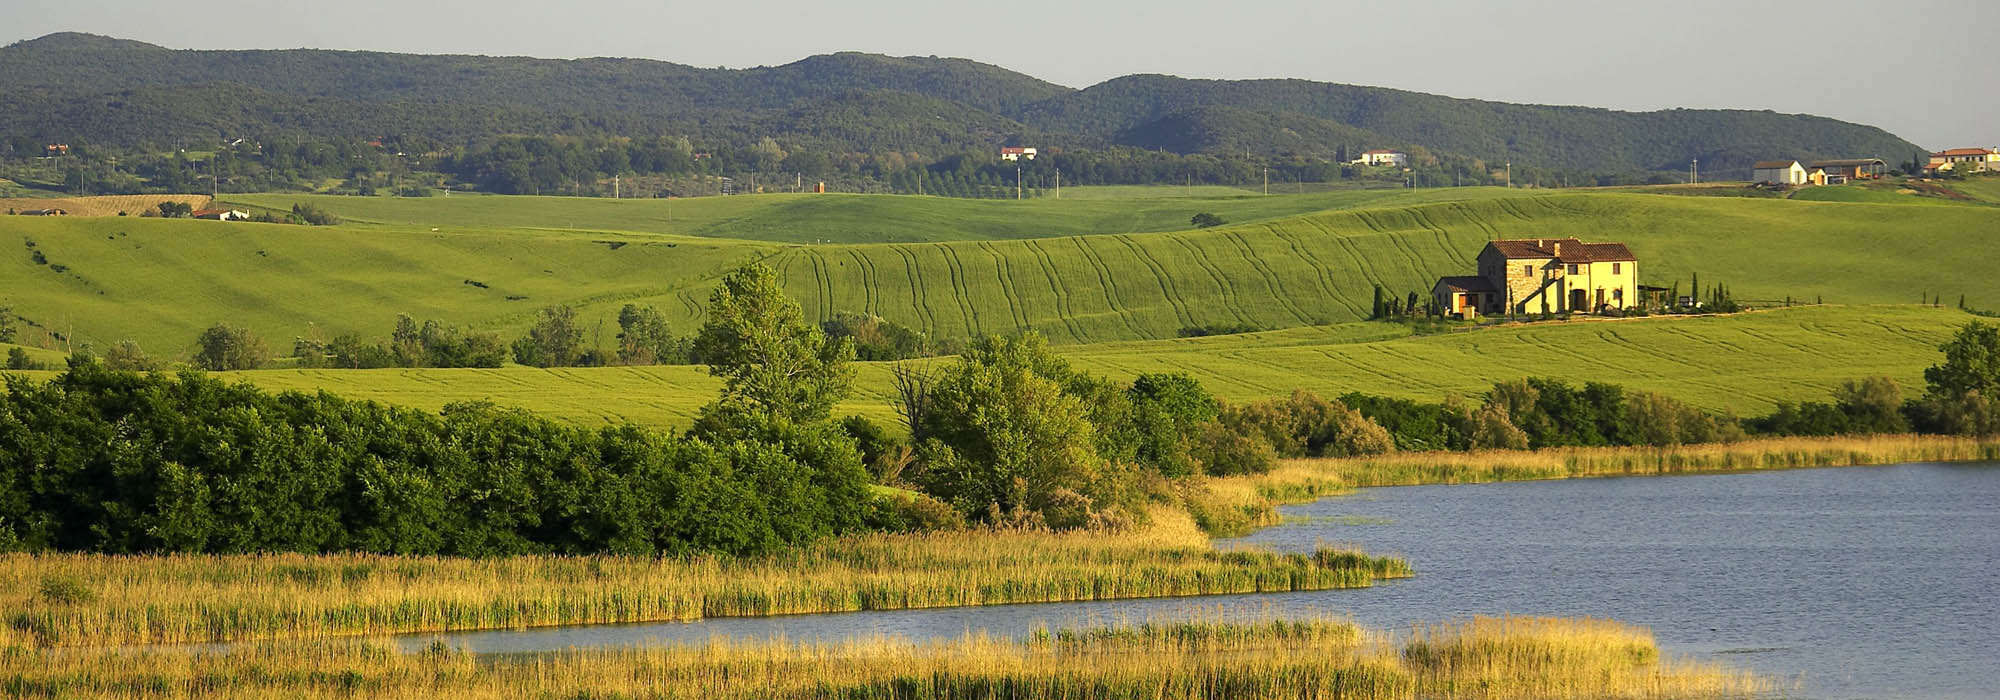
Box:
[192,324,269,370]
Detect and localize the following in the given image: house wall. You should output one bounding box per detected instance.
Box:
[1559,260,1639,311]
[1753,165,1805,185]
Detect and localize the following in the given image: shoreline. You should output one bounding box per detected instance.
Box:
[4,434,1992,649]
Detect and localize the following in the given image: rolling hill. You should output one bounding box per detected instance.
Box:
[4,189,1998,356]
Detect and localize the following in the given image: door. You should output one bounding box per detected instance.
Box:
[1569,289,1588,312]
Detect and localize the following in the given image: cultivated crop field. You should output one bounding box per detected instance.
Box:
[1,193,212,217]
[222,186,1527,244]
[8,189,2000,353]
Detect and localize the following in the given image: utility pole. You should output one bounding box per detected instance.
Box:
[613,175,620,199]
[1054,170,1060,199]
[1262,167,1268,195]
[1690,158,1699,185]
[796,172,802,193]
[1016,165,1022,200]
[1506,162,1512,188]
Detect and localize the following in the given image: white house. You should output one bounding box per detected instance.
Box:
[1351,149,1408,167]
[999,146,1037,161]
[191,208,250,221]
[1752,160,1808,186]
[1929,147,2000,173]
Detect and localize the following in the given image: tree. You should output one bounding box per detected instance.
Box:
[692,262,853,424]
[192,324,269,370]
[1127,372,1218,477]
[4,347,34,370]
[290,202,340,225]
[1923,321,2000,400]
[0,306,13,343]
[913,334,1115,529]
[1190,212,1224,228]
[511,305,584,368]
[101,340,158,372]
[156,201,192,218]
[616,304,680,365]
[1914,321,2000,436]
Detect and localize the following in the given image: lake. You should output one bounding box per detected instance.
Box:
[401,462,2000,700]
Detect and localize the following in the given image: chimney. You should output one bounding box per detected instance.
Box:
[1553,242,1562,256]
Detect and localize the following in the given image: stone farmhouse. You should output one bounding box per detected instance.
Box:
[1350,149,1409,167]
[1432,238,1638,318]
[1928,147,1999,173]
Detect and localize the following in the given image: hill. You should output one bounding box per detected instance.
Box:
[1018,74,1923,176]
[219,187,1525,243]
[0,33,1924,178]
[4,190,1999,354]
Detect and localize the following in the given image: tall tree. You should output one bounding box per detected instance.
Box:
[693,262,853,423]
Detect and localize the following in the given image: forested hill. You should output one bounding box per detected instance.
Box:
[1020,74,1924,174]
[0,32,1923,177]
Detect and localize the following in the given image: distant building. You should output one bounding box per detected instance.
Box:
[999,146,1037,161]
[1752,160,1808,186]
[1928,147,1999,173]
[1351,149,1408,167]
[1807,158,1887,184]
[42,143,69,157]
[1432,238,1639,317]
[190,209,249,221]
[19,208,68,216]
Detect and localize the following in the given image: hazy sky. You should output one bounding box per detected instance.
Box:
[6,0,1993,148]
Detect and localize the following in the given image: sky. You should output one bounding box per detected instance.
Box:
[5,0,1993,148]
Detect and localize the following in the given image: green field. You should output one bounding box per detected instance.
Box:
[79,304,1948,432]
[221,187,1525,244]
[9,190,2000,355]
[1787,183,1972,206]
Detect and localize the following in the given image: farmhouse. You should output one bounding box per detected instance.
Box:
[1351,149,1408,167]
[999,146,1037,161]
[1807,158,1886,184]
[1432,238,1638,318]
[191,208,250,221]
[1752,160,1808,186]
[1928,147,1999,173]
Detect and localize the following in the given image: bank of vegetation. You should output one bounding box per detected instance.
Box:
[0,615,1769,699]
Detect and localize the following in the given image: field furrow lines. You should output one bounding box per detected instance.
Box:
[976,242,1030,332]
[1024,239,1091,343]
[1165,234,1253,325]
[938,244,981,336]
[1110,235,1195,328]
[891,245,940,335]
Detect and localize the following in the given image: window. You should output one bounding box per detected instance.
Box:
[1522,264,1532,275]
[1567,264,1579,274]
[1612,263,1622,274]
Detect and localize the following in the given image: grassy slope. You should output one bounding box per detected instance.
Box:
[1786,184,1972,206]
[221,187,1526,244]
[1943,176,2000,205]
[7,191,2000,352]
[165,305,1968,431]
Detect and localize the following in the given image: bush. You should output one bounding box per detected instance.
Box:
[101,340,158,372]
[192,324,269,370]
[511,305,584,368]
[290,202,341,226]
[4,347,34,371]
[0,361,872,556]
[821,312,929,360]
[864,489,966,532]
[1191,420,1278,475]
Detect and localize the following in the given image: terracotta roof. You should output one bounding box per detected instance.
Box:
[1434,275,1495,293]
[1361,149,1402,155]
[1809,158,1885,168]
[1933,147,1998,157]
[1752,160,1802,169]
[1484,238,1635,263]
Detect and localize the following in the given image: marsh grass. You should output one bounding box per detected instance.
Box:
[1280,434,2000,488]
[0,508,1407,648]
[0,615,1769,699]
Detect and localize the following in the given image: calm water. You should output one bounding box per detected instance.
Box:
[401,463,2000,699]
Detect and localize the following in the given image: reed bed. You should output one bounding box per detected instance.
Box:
[0,615,1770,699]
[1276,433,2000,489]
[0,509,1409,648]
